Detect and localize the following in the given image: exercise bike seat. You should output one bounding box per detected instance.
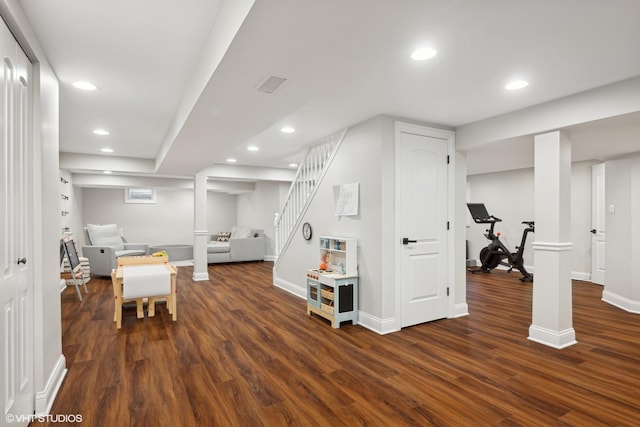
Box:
[521,221,535,227]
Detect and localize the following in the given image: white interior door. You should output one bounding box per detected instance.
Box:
[591,163,605,285]
[0,20,34,425]
[396,125,449,328]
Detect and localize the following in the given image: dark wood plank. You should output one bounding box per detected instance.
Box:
[32,263,640,426]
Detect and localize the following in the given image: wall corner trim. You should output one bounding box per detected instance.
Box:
[35,355,67,415]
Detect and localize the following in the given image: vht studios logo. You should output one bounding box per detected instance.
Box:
[6,413,83,423]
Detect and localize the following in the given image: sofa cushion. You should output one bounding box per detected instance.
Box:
[207,242,230,254]
[87,224,125,250]
[217,232,231,242]
[231,226,253,239]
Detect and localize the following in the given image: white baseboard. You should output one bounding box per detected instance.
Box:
[478,263,591,281]
[453,303,469,318]
[273,277,305,299]
[272,276,399,335]
[35,355,67,415]
[356,312,398,335]
[528,325,577,349]
[264,255,277,262]
[602,290,640,314]
[192,272,209,281]
[571,271,591,281]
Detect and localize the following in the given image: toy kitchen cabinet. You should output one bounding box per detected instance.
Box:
[306,236,358,328]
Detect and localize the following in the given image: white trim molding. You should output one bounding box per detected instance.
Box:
[357,312,398,335]
[453,303,469,318]
[35,355,67,415]
[192,272,209,281]
[602,291,640,314]
[193,230,209,236]
[528,325,577,349]
[273,277,305,299]
[531,241,574,252]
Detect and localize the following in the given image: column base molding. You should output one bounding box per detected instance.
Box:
[528,324,577,349]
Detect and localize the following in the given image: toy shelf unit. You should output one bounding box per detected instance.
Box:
[306,236,358,328]
[318,236,357,275]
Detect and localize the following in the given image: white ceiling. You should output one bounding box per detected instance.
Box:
[17,0,640,179]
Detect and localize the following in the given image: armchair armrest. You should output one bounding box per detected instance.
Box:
[81,245,119,276]
[124,243,149,254]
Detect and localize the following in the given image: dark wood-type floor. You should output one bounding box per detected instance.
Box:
[33,262,639,426]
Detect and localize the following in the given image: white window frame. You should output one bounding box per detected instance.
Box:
[124,188,156,204]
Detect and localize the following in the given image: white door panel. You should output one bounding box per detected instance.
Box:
[397,126,449,328]
[0,18,33,425]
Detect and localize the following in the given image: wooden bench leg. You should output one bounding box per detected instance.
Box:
[148,298,157,317]
[136,299,144,319]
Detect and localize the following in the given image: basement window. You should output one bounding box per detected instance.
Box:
[124,188,156,204]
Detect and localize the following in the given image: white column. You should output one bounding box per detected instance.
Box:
[192,171,209,281]
[529,130,576,348]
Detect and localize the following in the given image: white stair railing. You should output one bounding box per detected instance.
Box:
[274,129,346,259]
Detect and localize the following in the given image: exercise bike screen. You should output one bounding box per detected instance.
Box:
[467,203,491,223]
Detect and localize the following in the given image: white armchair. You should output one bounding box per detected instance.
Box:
[82,224,148,276]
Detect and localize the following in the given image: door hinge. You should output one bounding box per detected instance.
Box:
[447,287,450,296]
[447,221,450,230]
[446,155,450,164]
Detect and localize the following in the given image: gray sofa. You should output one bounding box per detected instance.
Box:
[207,227,265,263]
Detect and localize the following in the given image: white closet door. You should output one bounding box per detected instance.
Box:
[0,18,34,425]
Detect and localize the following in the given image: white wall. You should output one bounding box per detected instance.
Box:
[467,160,597,278]
[79,185,284,253]
[275,116,386,319]
[81,188,197,247]
[604,153,640,310]
[60,170,84,243]
[207,191,238,237]
[237,181,288,256]
[274,115,464,332]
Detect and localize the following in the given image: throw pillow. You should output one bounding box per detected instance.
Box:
[217,232,231,242]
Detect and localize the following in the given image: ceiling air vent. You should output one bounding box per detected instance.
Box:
[256,75,287,94]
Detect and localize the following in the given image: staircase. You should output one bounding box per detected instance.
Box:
[274,129,346,262]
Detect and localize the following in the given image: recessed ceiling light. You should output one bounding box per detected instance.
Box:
[289,163,298,168]
[72,81,98,91]
[411,47,437,61]
[505,80,529,90]
[281,126,295,134]
[247,145,259,152]
[226,158,237,163]
[103,170,112,174]
[93,129,109,136]
[100,148,114,153]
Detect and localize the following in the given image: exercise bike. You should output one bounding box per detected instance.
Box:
[467,203,534,282]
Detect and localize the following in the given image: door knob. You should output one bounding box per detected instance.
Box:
[402,237,417,245]
[590,229,597,234]
[17,257,27,265]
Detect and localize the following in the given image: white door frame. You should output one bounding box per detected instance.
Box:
[591,163,605,285]
[394,122,455,331]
